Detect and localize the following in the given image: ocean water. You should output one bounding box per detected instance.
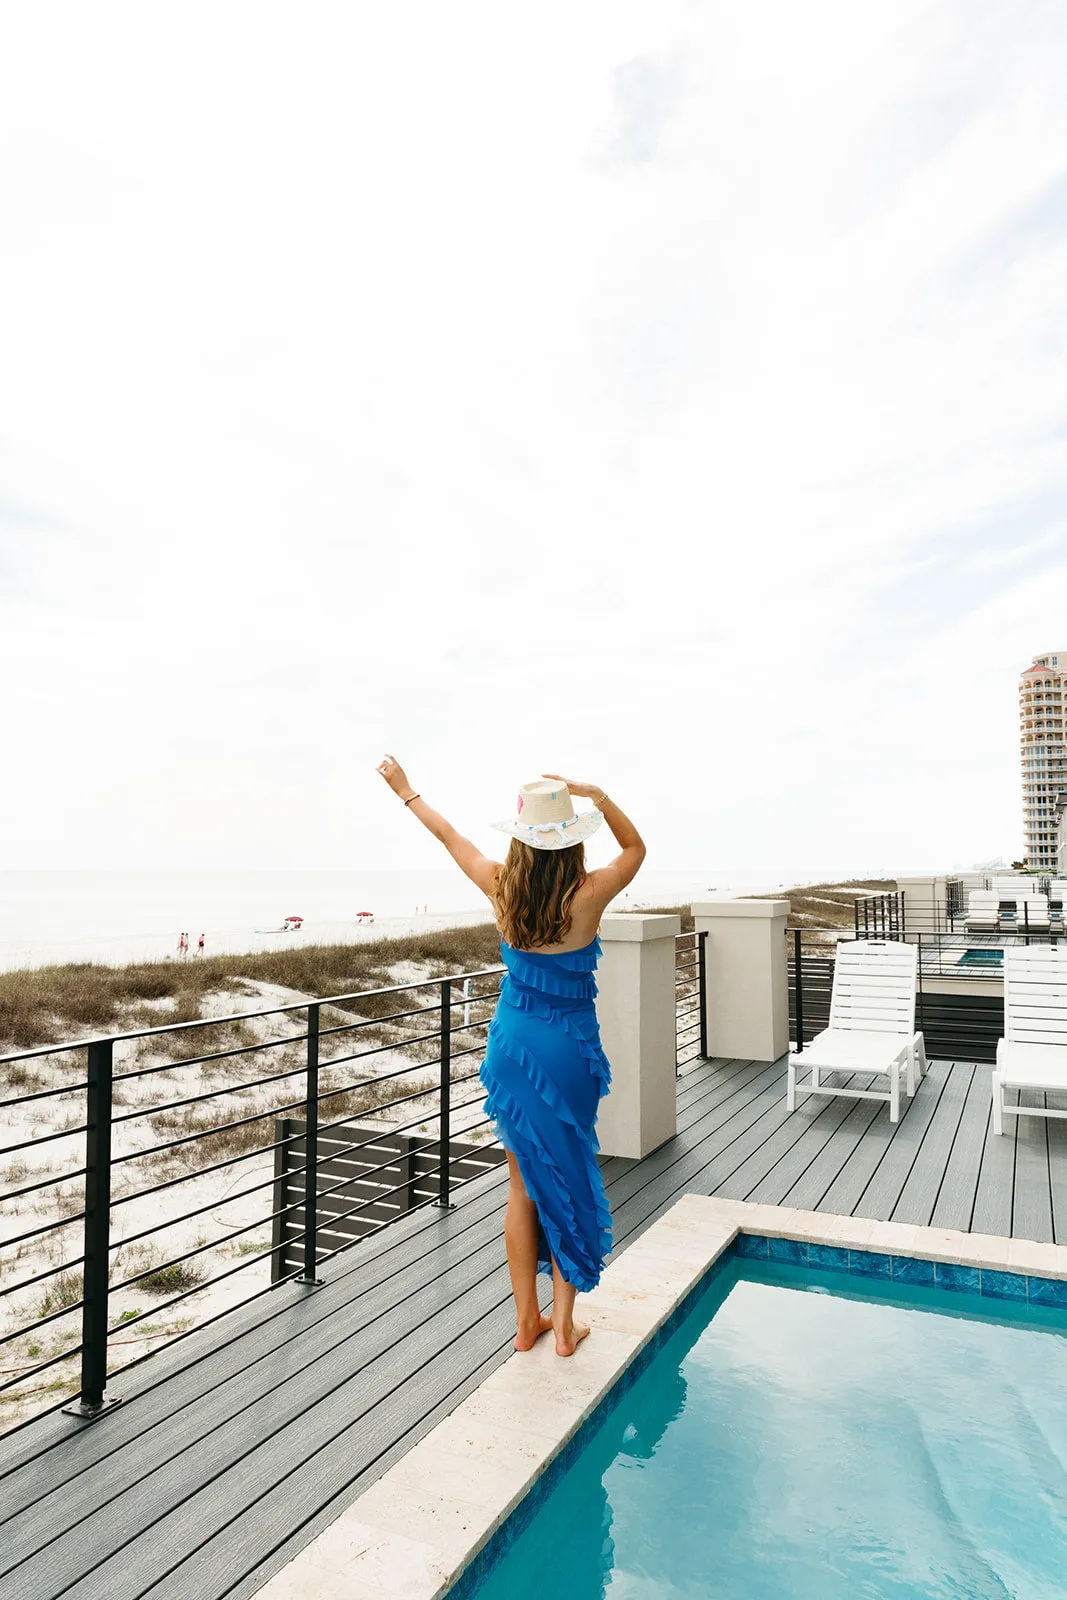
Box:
[0,868,796,972]
[473,1261,1067,1599]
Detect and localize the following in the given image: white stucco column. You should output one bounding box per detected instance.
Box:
[691,899,790,1063]
[894,875,948,934]
[595,913,680,1160]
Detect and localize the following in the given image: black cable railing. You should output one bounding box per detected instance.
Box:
[0,961,507,1431]
[674,930,708,1073]
[852,890,906,939]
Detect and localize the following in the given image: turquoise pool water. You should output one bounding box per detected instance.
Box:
[471,1259,1067,1599]
[958,948,1004,966]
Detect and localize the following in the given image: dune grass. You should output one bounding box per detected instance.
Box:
[0,923,503,1053]
[756,879,897,929]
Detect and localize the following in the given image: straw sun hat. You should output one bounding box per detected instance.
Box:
[491,780,605,851]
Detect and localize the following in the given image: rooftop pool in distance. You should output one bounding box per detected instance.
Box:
[467,1251,1067,1599]
[957,947,1004,966]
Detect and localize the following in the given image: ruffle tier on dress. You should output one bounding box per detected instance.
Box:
[479,935,613,1292]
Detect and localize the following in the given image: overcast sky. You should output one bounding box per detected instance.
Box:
[2,2,1066,876]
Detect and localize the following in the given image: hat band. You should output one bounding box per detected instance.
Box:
[515,811,600,841]
[524,819,577,841]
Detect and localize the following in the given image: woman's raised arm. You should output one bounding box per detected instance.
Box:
[377,754,499,899]
[541,772,646,900]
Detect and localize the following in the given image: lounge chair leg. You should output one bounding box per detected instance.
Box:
[890,1064,900,1123]
[787,1056,796,1112]
[992,1072,1002,1135]
[906,1045,917,1098]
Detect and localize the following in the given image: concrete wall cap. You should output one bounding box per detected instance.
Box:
[599,912,681,942]
[691,899,791,919]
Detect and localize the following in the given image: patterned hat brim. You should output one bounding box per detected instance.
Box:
[490,809,605,850]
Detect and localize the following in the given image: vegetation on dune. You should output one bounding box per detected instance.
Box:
[754,880,897,929]
[0,923,504,1053]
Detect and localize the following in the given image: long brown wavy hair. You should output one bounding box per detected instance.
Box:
[493,838,587,950]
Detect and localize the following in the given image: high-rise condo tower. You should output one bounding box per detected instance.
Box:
[1020,651,1067,869]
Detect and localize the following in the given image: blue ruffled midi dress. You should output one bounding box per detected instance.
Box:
[479,935,613,1293]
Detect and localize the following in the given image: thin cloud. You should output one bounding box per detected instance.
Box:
[603,55,684,167]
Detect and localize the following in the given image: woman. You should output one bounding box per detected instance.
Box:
[376,757,645,1356]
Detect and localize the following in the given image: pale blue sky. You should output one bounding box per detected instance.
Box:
[1,2,1066,876]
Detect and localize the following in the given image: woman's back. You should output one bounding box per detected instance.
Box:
[496,873,609,955]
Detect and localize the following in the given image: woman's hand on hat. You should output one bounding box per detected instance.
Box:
[377,754,413,797]
[542,772,603,801]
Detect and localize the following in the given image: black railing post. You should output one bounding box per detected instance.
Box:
[916,932,924,1033]
[794,929,804,1053]
[900,890,906,939]
[863,900,870,938]
[854,898,860,937]
[63,1038,120,1420]
[434,980,454,1209]
[298,1003,324,1285]
[1024,901,1030,947]
[698,930,709,1060]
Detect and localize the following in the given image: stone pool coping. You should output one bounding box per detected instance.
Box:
[251,1200,1067,1600]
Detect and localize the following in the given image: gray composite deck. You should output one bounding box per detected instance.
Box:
[3,1053,1066,1600]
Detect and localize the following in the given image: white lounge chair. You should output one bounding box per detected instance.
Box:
[787,939,928,1123]
[1021,896,1050,932]
[992,946,1067,1133]
[965,891,999,933]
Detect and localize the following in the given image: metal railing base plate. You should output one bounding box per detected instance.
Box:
[61,1394,123,1422]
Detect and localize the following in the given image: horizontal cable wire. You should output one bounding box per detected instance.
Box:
[0,1293,87,1352]
[0,1078,90,1111]
[0,1121,91,1159]
[0,1340,85,1396]
[0,1165,89,1207]
[112,1032,310,1086]
[0,1251,87,1303]
[0,1208,87,1253]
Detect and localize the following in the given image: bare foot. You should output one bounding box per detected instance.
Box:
[553,1318,590,1357]
[514,1311,554,1352]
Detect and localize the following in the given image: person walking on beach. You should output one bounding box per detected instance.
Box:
[196,932,205,958]
[377,754,645,1357]
[177,931,188,959]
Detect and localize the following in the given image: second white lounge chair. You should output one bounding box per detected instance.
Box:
[992,946,1067,1134]
[787,939,928,1123]
[965,891,999,933]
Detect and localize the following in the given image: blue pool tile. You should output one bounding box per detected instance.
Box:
[980,1269,1028,1303]
[849,1250,891,1279]
[809,1244,851,1272]
[891,1255,936,1287]
[935,1262,981,1295]
[1027,1275,1067,1309]
[736,1233,768,1259]
[767,1237,808,1265]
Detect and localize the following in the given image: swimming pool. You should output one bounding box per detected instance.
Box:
[957,948,1004,967]
[462,1244,1067,1598]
